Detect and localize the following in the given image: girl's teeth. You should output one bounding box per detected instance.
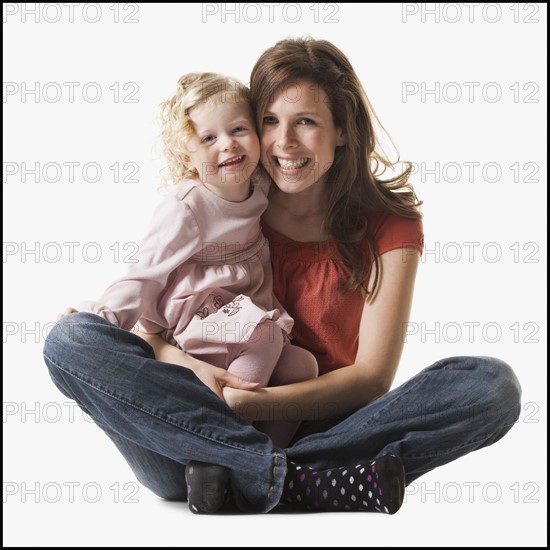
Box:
[278,158,308,169]
[221,156,243,166]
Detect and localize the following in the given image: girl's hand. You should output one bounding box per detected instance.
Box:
[57,307,79,321]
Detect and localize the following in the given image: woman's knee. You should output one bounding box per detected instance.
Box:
[429,355,521,432]
[474,355,521,398]
[44,312,147,368]
[42,312,133,392]
[44,312,100,356]
[433,355,521,406]
[468,356,522,429]
[42,313,100,395]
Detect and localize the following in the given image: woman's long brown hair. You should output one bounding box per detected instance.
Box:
[250,37,422,298]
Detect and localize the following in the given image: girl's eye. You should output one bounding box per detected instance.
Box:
[262,116,277,125]
[233,126,246,133]
[201,135,215,143]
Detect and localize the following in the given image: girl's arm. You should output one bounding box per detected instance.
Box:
[223,248,420,422]
[136,331,260,401]
[77,196,202,331]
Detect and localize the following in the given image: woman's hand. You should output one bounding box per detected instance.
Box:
[222,385,265,421]
[56,307,79,321]
[136,330,259,402]
[193,362,260,404]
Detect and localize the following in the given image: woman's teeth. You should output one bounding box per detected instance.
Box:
[277,158,309,169]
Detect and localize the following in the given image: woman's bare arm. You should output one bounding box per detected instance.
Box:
[223,248,420,422]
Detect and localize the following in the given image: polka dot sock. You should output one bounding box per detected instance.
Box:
[281,454,405,514]
[185,461,230,514]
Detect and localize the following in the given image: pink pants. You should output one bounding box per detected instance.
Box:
[194,320,318,448]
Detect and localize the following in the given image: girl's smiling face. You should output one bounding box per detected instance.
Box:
[185,98,260,201]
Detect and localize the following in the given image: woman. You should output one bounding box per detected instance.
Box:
[43,37,521,515]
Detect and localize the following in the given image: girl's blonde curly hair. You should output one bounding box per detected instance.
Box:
[159,72,252,191]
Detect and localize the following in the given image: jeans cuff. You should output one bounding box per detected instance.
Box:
[234,452,287,513]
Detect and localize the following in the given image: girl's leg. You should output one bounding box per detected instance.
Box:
[42,313,286,513]
[227,323,319,448]
[225,321,285,447]
[226,320,284,386]
[280,356,520,511]
[255,343,318,448]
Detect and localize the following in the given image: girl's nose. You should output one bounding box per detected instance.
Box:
[220,135,238,151]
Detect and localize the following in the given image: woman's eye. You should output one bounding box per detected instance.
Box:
[263,116,277,125]
[298,118,315,125]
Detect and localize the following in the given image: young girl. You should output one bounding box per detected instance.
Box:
[75,72,318,508]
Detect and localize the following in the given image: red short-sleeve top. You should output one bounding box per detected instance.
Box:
[262,212,424,375]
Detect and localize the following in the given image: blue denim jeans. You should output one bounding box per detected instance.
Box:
[43,313,521,513]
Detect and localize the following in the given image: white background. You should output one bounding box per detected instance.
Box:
[3,2,547,547]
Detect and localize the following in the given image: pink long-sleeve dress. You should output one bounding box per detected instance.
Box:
[78,179,293,356]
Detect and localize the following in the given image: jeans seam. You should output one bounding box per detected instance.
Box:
[363,371,430,428]
[362,357,471,429]
[265,455,287,512]
[363,369,503,459]
[406,433,497,459]
[45,353,285,460]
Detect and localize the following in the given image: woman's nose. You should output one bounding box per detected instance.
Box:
[276,123,297,149]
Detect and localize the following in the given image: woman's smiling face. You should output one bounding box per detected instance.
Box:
[260,80,345,195]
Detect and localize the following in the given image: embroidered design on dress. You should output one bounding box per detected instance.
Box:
[211,294,224,311]
[221,295,244,316]
[195,307,209,320]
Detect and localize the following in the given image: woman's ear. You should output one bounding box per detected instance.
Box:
[336,129,346,146]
